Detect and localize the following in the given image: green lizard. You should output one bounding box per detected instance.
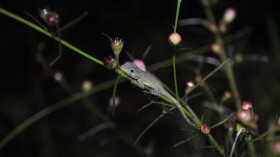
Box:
[120,62,192,125]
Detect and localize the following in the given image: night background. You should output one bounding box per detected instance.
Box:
[0,0,280,157]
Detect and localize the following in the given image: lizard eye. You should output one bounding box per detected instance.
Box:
[130,70,134,73]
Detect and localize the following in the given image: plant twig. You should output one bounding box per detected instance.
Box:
[201,5,241,109]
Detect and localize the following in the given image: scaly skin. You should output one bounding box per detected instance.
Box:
[120,62,190,124]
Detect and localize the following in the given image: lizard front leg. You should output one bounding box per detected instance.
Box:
[149,88,162,97]
[130,79,145,89]
[131,79,159,96]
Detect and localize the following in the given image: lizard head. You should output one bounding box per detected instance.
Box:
[120,62,142,79]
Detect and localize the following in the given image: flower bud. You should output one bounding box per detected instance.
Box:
[211,43,221,54]
[236,109,252,123]
[185,80,195,93]
[81,80,93,92]
[242,101,252,110]
[221,90,231,103]
[208,23,218,33]
[107,96,121,112]
[111,37,124,57]
[133,59,146,71]
[39,7,59,26]
[169,32,182,46]
[272,139,280,155]
[54,72,63,81]
[104,56,117,69]
[200,124,211,134]
[109,95,121,108]
[224,91,232,99]
[223,8,236,24]
[236,109,257,129]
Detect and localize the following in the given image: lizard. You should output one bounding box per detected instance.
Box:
[120,62,192,125]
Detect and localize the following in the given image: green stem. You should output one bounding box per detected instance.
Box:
[171,2,226,155]
[0,7,103,66]
[174,0,181,33]
[172,0,181,100]
[172,55,179,100]
[187,59,230,94]
[202,6,241,109]
[216,35,241,110]
[207,134,226,156]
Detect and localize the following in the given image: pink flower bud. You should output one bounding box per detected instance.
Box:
[242,101,252,110]
[236,109,252,123]
[133,59,146,71]
[223,8,236,24]
[272,139,280,154]
[201,124,211,134]
[221,91,232,103]
[224,91,232,99]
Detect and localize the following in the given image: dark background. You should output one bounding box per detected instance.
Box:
[0,0,279,157]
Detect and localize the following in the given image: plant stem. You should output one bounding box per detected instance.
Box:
[170,2,226,156]
[172,55,179,100]
[202,5,241,109]
[174,0,181,33]
[172,0,181,100]
[208,134,226,156]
